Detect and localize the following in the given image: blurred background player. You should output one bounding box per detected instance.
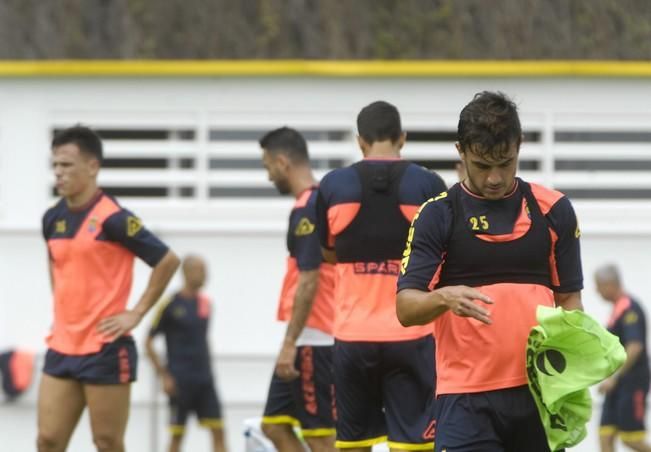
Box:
[38,125,180,452]
[145,255,227,452]
[259,127,337,452]
[315,101,446,452]
[596,264,651,452]
[397,91,584,452]
[0,349,35,401]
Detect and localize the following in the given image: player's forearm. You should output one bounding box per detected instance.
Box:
[284,269,320,343]
[614,341,644,379]
[144,337,167,376]
[554,291,583,311]
[132,251,180,318]
[321,247,337,264]
[396,288,448,326]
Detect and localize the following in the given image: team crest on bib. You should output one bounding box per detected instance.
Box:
[295,217,315,236]
[127,216,142,237]
[55,220,66,233]
[88,217,98,233]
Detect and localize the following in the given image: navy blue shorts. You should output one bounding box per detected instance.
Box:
[600,377,650,440]
[262,345,336,437]
[434,385,558,452]
[169,376,223,434]
[43,336,137,384]
[334,335,436,449]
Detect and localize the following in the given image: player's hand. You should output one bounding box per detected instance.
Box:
[162,371,176,396]
[275,339,299,381]
[598,376,617,394]
[97,310,143,340]
[437,285,493,324]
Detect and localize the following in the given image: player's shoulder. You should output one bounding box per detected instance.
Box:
[527,181,568,215]
[628,296,647,315]
[197,292,213,302]
[42,198,67,223]
[404,163,445,183]
[413,188,453,223]
[320,166,357,188]
[319,166,360,203]
[101,195,143,231]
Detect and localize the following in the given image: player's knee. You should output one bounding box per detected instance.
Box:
[92,432,123,452]
[622,439,647,451]
[305,435,336,452]
[261,422,293,441]
[36,432,64,452]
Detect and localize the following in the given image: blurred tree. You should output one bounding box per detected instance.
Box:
[0,0,648,59]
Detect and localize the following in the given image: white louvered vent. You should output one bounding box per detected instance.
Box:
[48,111,651,232]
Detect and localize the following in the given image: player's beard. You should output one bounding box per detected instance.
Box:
[275,179,291,195]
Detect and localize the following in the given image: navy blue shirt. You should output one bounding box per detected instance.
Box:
[608,296,650,383]
[42,191,168,267]
[398,179,583,293]
[288,187,323,271]
[149,292,214,382]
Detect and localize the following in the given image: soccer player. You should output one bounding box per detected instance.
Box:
[38,126,180,452]
[315,101,446,452]
[0,349,35,400]
[145,255,227,452]
[596,264,651,452]
[397,91,583,452]
[259,127,337,452]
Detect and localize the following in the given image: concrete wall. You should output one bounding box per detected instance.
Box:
[1,74,651,451]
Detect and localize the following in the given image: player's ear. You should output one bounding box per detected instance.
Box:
[276,153,291,170]
[396,132,406,150]
[356,135,368,153]
[88,157,101,178]
[455,142,464,159]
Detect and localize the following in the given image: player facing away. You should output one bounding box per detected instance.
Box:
[315,101,447,452]
[38,125,180,452]
[260,127,337,452]
[596,264,651,452]
[397,91,584,452]
[145,255,227,452]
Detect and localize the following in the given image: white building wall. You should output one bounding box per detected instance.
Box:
[0,75,650,451]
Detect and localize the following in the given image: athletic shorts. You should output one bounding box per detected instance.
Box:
[262,345,336,438]
[434,385,559,452]
[334,335,436,450]
[43,336,137,385]
[169,376,223,435]
[600,377,650,442]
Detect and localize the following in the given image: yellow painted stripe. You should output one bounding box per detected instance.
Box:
[261,415,301,427]
[619,430,647,442]
[336,435,388,448]
[199,418,224,428]
[301,428,336,438]
[387,440,435,451]
[0,60,651,77]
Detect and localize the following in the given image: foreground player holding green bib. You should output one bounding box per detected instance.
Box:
[397,91,584,452]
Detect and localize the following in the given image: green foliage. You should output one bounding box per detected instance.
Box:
[0,0,649,59]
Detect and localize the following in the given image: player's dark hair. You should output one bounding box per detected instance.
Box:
[457,91,522,161]
[51,125,103,164]
[259,127,309,164]
[357,101,402,144]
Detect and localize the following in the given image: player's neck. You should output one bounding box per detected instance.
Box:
[290,167,316,198]
[611,290,626,303]
[179,287,199,298]
[363,142,401,159]
[65,185,100,210]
